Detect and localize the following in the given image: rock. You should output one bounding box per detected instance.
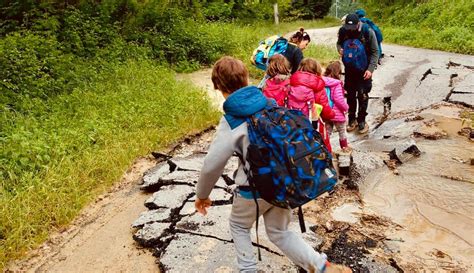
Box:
[189,188,232,204]
[337,153,352,176]
[180,201,197,216]
[176,205,232,240]
[414,124,448,140]
[449,92,474,108]
[132,208,171,228]
[169,154,206,171]
[388,140,421,163]
[145,184,194,210]
[159,233,296,272]
[471,158,474,165]
[324,221,334,232]
[404,115,424,122]
[159,170,200,183]
[364,238,377,248]
[349,151,385,184]
[140,162,171,191]
[133,222,170,247]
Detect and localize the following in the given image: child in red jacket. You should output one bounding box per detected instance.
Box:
[289,58,335,151]
[262,54,291,106]
[288,58,335,121]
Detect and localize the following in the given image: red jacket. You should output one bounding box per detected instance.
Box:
[289,71,335,121]
[263,74,290,107]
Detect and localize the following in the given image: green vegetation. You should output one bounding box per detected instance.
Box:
[0,1,340,268]
[361,0,474,54]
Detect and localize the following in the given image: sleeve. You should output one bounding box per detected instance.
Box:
[336,27,344,53]
[366,28,379,73]
[196,117,235,199]
[333,83,349,112]
[292,48,304,74]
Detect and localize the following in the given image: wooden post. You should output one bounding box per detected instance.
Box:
[274,3,279,25]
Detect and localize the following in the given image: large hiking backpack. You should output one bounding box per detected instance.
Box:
[251,35,288,71]
[361,18,383,43]
[246,106,337,210]
[242,105,337,260]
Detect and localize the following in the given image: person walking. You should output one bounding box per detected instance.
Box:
[336,13,379,134]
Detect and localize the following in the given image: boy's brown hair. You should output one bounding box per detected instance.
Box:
[266,54,291,78]
[298,58,322,76]
[324,61,342,80]
[212,56,249,94]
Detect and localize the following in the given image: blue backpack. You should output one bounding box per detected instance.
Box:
[342,37,368,72]
[251,35,288,71]
[361,18,383,43]
[246,105,336,217]
[241,105,337,260]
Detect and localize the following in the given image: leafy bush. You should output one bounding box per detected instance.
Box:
[360,0,474,54]
[287,0,332,20]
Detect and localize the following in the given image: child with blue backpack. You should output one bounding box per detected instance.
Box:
[195,56,351,273]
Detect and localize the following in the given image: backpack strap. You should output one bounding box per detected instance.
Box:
[298,206,306,233]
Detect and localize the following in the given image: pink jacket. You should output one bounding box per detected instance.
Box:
[263,74,290,107]
[323,76,349,123]
[289,71,335,120]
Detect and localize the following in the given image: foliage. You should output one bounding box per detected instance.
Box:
[360,0,474,54]
[328,0,361,18]
[287,0,332,20]
[0,61,220,268]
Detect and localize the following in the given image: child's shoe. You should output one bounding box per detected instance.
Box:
[341,146,352,153]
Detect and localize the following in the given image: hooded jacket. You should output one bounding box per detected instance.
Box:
[262,74,290,107]
[323,76,349,123]
[289,71,335,121]
[196,86,269,200]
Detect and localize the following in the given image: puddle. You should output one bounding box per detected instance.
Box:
[331,203,362,224]
[361,135,474,269]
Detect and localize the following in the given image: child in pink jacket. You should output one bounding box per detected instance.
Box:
[262,54,291,106]
[323,61,351,152]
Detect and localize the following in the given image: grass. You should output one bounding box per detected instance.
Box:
[0,18,340,269]
[382,26,474,55]
[362,0,474,54]
[198,17,340,79]
[0,61,220,268]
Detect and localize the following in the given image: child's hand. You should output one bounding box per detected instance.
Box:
[195,198,212,216]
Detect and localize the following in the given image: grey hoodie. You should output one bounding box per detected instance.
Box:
[196,86,269,200]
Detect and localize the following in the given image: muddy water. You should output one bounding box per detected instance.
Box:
[361,116,474,270]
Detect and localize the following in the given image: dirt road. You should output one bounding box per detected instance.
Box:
[7,27,473,272]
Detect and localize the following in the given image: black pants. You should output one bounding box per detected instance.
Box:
[345,71,372,124]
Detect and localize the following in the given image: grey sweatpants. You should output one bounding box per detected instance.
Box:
[229,189,327,273]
